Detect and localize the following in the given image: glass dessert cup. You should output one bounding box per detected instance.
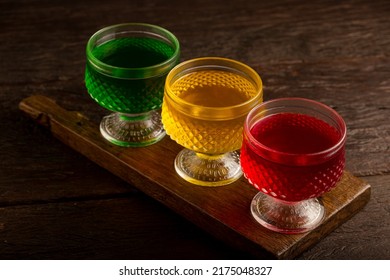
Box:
[85,23,180,147]
[240,98,346,233]
[162,57,263,186]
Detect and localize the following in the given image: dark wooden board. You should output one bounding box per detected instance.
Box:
[19,95,371,259]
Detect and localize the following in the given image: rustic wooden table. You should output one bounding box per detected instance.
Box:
[0,0,389,260]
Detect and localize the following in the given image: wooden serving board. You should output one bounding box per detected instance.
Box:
[19,95,371,259]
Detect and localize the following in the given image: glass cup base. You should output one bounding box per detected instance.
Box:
[100,110,166,147]
[251,192,325,234]
[174,149,242,187]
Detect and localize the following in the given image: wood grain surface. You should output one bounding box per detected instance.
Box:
[18,95,371,259]
[0,0,389,259]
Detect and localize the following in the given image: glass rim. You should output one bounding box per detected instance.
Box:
[86,23,180,79]
[244,97,347,164]
[164,57,263,120]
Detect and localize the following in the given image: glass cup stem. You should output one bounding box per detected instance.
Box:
[174,149,242,187]
[100,110,165,147]
[251,192,325,234]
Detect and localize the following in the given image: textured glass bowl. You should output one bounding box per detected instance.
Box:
[85,23,180,147]
[162,57,263,186]
[240,98,346,233]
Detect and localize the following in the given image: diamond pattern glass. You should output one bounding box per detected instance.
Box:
[84,23,180,147]
[162,57,263,186]
[240,98,347,234]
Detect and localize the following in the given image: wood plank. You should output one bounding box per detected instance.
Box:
[19,95,371,259]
